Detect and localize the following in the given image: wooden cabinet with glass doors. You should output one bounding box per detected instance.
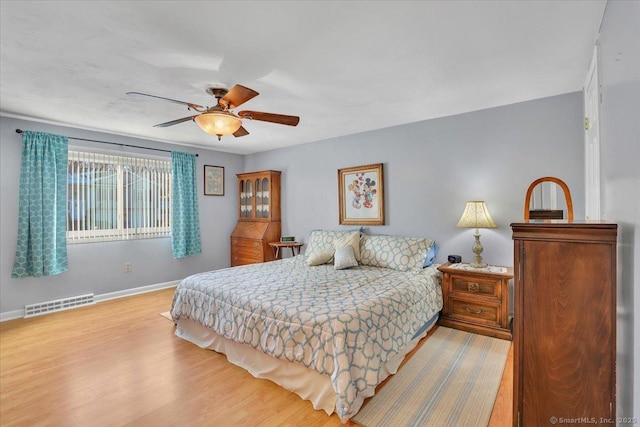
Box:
[230,170,281,266]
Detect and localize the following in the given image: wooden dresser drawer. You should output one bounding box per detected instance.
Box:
[448,297,499,325]
[231,237,265,266]
[451,276,499,298]
[231,255,262,266]
[232,246,264,259]
[231,238,262,249]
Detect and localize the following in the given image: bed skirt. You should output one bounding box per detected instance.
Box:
[175,313,439,422]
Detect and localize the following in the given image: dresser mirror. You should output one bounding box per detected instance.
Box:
[524,176,574,221]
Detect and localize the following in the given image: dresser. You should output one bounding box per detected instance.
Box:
[230,170,281,267]
[511,221,617,426]
[437,262,513,340]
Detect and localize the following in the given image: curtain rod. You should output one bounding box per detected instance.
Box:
[15,129,198,157]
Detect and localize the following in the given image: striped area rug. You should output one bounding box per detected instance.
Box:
[352,327,510,427]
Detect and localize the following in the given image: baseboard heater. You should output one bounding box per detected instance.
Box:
[24,293,95,318]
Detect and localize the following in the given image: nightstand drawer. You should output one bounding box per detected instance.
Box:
[448,298,499,325]
[451,276,499,298]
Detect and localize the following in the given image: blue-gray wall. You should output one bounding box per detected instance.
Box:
[0,117,244,315]
[599,0,640,420]
[1,93,585,316]
[245,93,585,269]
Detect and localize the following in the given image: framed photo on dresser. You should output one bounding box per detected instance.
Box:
[204,165,224,196]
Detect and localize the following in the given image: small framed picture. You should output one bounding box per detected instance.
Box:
[338,163,384,225]
[204,165,224,196]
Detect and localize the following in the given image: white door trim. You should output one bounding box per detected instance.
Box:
[584,44,602,220]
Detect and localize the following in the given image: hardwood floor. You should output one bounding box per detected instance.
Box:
[0,288,512,426]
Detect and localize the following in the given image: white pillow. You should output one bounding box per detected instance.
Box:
[334,246,358,270]
[334,231,361,261]
[306,248,335,266]
[304,229,361,266]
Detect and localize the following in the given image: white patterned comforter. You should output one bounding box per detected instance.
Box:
[170,256,442,421]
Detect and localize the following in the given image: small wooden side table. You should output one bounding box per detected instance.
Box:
[269,242,304,259]
[437,262,513,340]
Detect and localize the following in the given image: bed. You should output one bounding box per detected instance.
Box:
[170,230,443,423]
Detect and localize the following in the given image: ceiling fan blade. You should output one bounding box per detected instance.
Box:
[233,126,249,138]
[127,92,205,110]
[238,111,300,126]
[153,115,198,128]
[220,85,259,109]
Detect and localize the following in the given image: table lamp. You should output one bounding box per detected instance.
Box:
[456,201,497,268]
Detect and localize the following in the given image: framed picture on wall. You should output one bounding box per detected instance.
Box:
[338,163,384,225]
[204,165,224,196]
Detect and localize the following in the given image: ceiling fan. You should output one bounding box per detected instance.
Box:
[127,84,300,141]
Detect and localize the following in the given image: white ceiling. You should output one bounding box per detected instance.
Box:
[1,1,606,155]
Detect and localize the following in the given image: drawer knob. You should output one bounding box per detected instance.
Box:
[254,241,259,247]
[468,282,479,293]
[463,305,484,315]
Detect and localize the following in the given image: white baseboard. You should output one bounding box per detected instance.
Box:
[0,309,24,322]
[0,280,179,322]
[94,280,179,303]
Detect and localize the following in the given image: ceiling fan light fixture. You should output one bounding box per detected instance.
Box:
[130,84,298,141]
[194,111,242,139]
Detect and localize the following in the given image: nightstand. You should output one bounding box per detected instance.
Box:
[437,262,513,340]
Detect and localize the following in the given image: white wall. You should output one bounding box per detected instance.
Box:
[598,0,640,420]
[0,116,244,315]
[245,92,585,269]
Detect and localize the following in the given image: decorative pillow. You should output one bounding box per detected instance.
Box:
[334,231,361,261]
[334,245,358,270]
[360,234,435,271]
[305,229,361,265]
[423,243,440,267]
[306,248,335,266]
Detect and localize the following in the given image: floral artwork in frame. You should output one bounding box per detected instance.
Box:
[338,163,384,225]
[204,165,224,196]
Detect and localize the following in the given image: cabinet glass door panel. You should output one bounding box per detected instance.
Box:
[261,177,270,218]
[255,178,263,218]
[246,180,253,218]
[240,180,248,218]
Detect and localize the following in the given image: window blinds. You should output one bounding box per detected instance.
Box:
[66,151,171,243]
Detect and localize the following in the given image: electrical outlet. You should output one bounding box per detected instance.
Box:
[124,262,131,273]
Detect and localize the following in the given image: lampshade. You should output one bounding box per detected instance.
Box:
[456,201,497,229]
[194,111,242,139]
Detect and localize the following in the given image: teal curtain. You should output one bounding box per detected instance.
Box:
[12,131,69,278]
[171,152,201,258]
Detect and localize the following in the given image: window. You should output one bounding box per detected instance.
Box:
[67,150,172,243]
